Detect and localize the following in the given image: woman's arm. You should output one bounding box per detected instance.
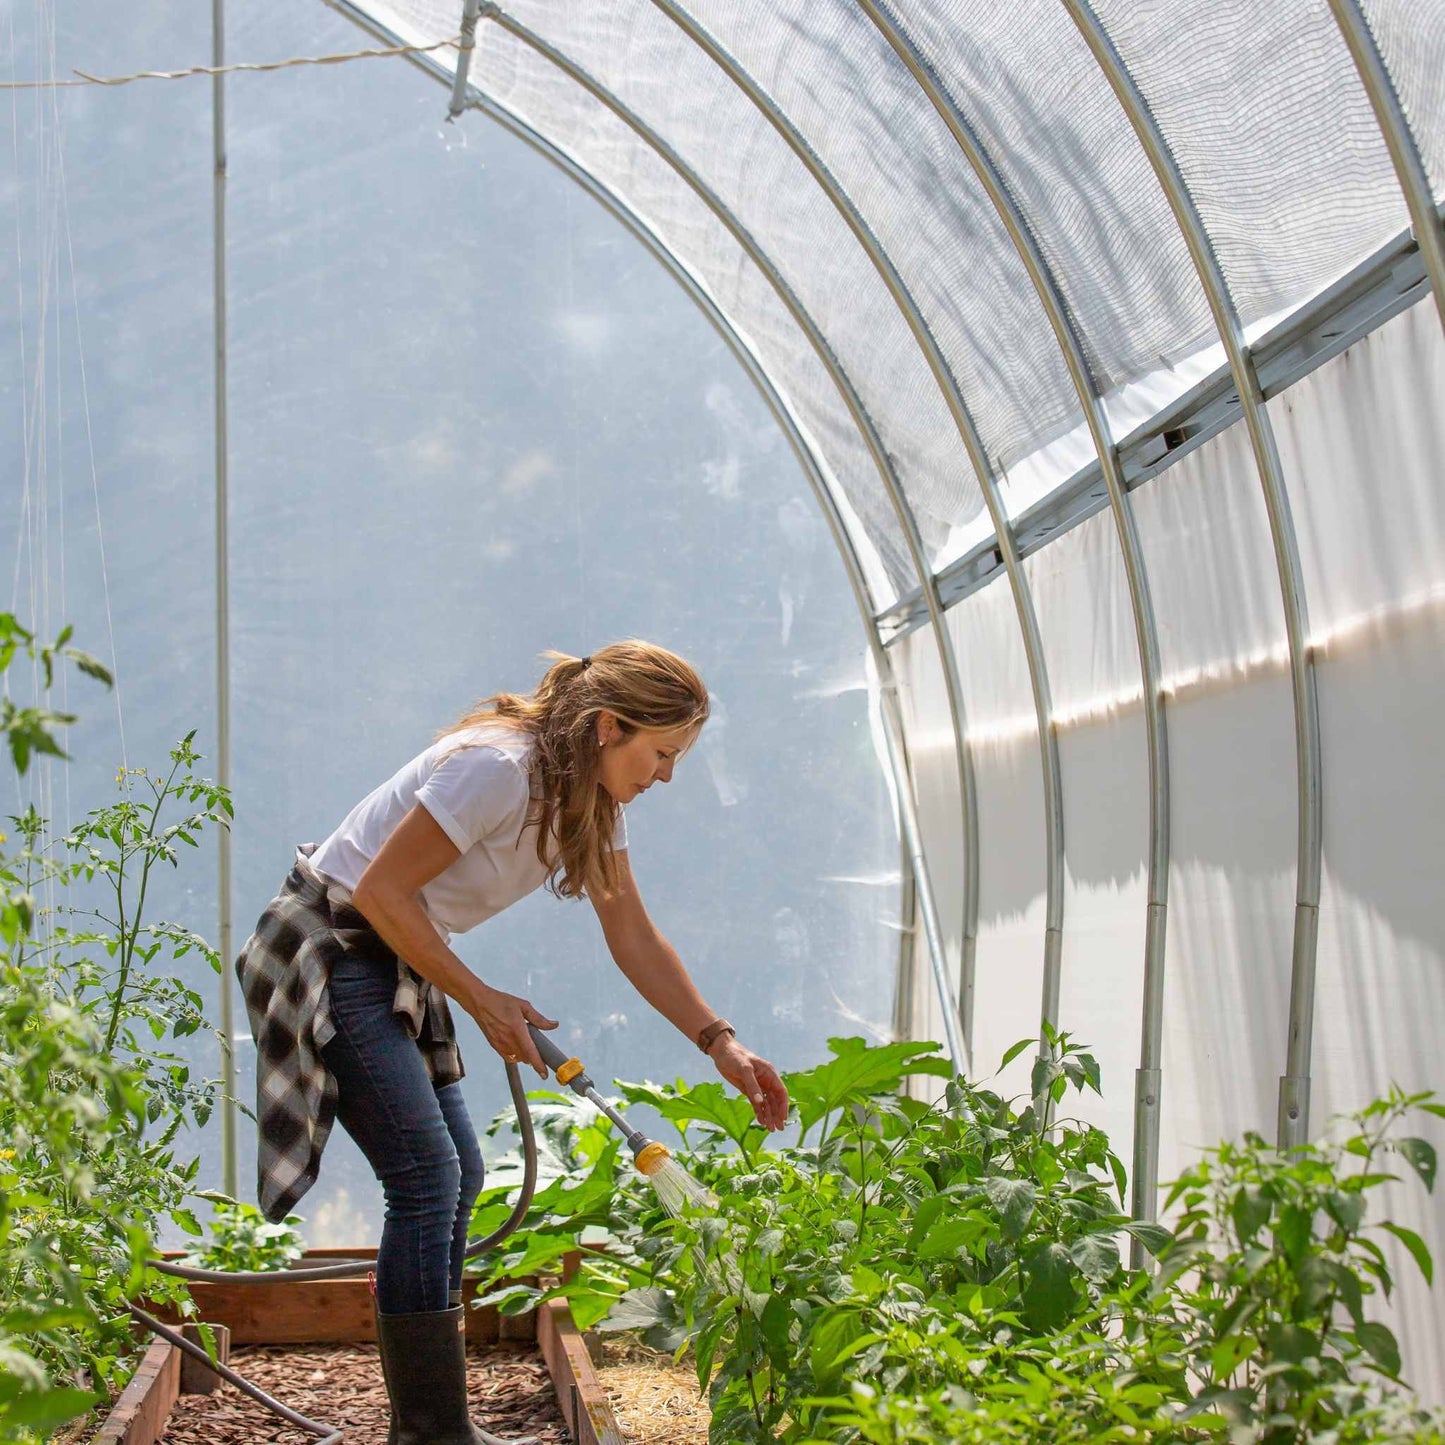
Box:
[591,852,789,1131]
[351,804,556,1075]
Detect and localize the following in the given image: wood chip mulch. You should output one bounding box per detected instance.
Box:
[594,1338,711,1445]
[156,1341,568,1444]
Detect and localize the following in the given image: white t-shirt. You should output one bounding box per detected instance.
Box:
[307,722,627,941]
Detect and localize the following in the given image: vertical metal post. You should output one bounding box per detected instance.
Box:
[854,0,1170,1143]
[1326,0,1445,334]
[447,0,484,120]
[212,0,237,1199]
[629,0,1064,1074]
[1060,0,1324,1162]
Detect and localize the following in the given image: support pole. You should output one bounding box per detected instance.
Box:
[212,0,237,1199]
[1326,0,1445,334]
[447,0,484,120]
[1061,0,1323,1164]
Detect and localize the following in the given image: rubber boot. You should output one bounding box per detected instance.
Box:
[373,1301,538,1445]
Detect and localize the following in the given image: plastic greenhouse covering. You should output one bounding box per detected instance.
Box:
[4,0,1445,1420]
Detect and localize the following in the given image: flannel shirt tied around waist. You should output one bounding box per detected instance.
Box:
[234,843,465,1222]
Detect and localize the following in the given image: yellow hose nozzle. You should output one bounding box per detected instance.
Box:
[634,1142,672,1177]
[556,1058,584,1086]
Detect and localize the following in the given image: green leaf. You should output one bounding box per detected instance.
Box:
[1020,1241,1078,1333]
[759,1292,793,1370]
[808,1308,864,1394]
[1379,1220,1433,1285]
[1396,1137,1437,1192]
[1210,1333,1258,1383]
[597,1286,674,1335]
[1354,1321,1401,1376]
[917,1214,988,1261]
[1121,1220,1174,1258]
[998,1037,1034,1070]
[616,1079,762,1151]
[1275,1204,1314,1263]
[984,1176,1038,1240]
[1263,1322,1318,1364]
[1069,1232,1120,1284]
[1,1386,99,1434]
[1325,1189,1365,1233]
[785,1037,952,1133]
[1231,1185,1271,1244]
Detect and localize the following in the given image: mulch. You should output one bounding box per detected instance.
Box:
[156,1340,569,1444]
[593,1338,711,1445]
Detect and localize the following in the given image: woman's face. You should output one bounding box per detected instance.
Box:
[596,714,701,804]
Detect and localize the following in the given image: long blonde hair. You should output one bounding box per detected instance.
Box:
[438,640,710,900]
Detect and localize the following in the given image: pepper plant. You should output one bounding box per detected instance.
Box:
[468,1028,1442,1445]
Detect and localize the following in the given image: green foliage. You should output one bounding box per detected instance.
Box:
[179,1198,306,1274]
[0,618,230,1441]
[469,1029,1443,1445]
[1146,1085,1444,1442]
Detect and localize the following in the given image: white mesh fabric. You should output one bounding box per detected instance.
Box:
[1357,0,1445,197]
[1090,0,1411,334]
[886,0,1218,411]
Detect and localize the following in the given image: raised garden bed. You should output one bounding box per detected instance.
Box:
[73,1249,638,1445]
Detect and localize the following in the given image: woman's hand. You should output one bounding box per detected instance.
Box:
[464,982,557,1078]
[709,1038,789,1131]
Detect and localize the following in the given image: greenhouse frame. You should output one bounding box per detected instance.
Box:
[4,0,1444,1435]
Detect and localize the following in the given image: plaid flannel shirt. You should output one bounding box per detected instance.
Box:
[234,844,464,1222]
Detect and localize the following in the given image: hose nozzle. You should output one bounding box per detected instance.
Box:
[633,1141,672,1177]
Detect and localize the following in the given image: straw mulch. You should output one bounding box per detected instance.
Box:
[594,1337,711,1445]
[150,1341,568,1445]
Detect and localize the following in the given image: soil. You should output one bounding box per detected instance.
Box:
[58,1341,568,1445]
[593,1337,711,1445]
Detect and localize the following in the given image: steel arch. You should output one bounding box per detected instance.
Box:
[633,0,1070,1063]
[1061,0,1325,1157]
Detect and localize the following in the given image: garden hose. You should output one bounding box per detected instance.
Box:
[125,1030,668,1442]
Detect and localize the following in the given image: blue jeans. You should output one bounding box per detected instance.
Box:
[320,944,485,1315]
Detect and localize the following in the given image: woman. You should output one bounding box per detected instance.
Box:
[236,640,788,1445]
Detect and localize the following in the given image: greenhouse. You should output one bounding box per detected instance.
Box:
[2,0,1443,1441]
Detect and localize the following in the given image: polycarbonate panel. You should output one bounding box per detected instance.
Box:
[1022,512,1149,1147]
[1270,297,1445,631]
[893,630,967,1064]
[891,1,1216,416]
[940,584,1046,1094]
[453,2,986,573]
[1270,296,1445,1397]
[1358,0,1445,194]
[3,0,903,1254]
[1092,0,1410,336]
[1127,419,1297,1214]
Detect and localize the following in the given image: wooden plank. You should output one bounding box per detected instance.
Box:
[145,1251,527,1344]
[536,1300,626,1445]
[94,1338,178,1445]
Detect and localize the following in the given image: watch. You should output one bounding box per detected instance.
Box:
[697,1018,736,1054]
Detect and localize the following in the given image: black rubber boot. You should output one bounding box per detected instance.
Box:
[373,1303,538,1445]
